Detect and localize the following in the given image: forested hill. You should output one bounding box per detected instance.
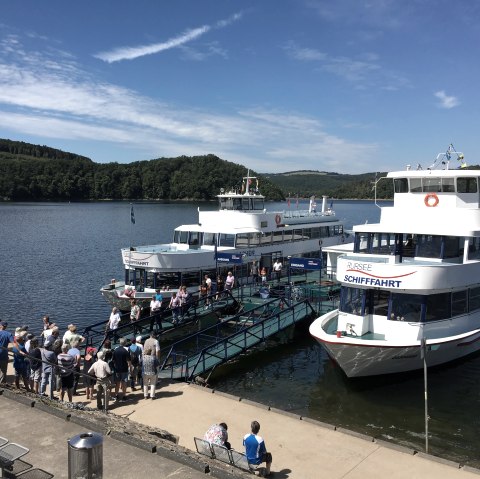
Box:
[264,170,393,199]
[0,139,284,201]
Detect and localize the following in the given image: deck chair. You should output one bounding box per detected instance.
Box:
[210,443,232,465]
[193,437,214,459]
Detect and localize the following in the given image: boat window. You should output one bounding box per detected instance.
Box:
[444,236,460,258]
[425,293,450,321]
[390,293,423,322]
[354,233,370,253]
[233,198,242,210]
[340,286,365,315]
[468,237,480,260]
[273,231,283,243]
[365,289,390,316]
[189,232,200,247]
[332,225,343,235]
[248,233,260,246]
[155,272,181,290]
[371,233,395,255]
[416,235,442,258]
[261,232,272,244]
[452,290,468,317]
[409,178,422,192]
[457,177,478,193]
[203,232,216,246]
[423,178,441,193]
[310,227,320,239]
[469,287,480,312]
[174,231,188,244]
[303,228,313,240]
[145,272,156,289]
[283,229,293,242]
[219,198,232,210]
[236,233,249,247]
[253,198,265,210]
[181,271,201,287]
[219,234,235,247]
[394,178,409,193]
[242,198,250,210]
[260,221,267,228]
[293,229,304,241]
[441,178,455,192]
[403,234,417,257]
[320,226,329,237]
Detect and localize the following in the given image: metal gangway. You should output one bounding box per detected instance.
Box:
[81,291,240,351]
[158,296,315,381]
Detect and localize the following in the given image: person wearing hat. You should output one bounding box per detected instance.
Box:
[12,331,30,391]
[88,350,112,410]
[0,321,13,385]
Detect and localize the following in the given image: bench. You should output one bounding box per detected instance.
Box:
[193,437,258,474]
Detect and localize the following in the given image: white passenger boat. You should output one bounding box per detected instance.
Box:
[101,172,350,311]
[309,145,480,377]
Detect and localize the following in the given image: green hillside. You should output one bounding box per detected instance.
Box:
[0,139,284,201]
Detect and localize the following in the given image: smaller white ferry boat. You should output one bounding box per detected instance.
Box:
[101,172,350,311]
[310,145,480,377]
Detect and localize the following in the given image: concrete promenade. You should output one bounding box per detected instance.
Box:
[3,374,480,479]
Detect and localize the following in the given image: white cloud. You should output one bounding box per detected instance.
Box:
[434,90,460,109]
[284,41,409,90]
[94,11,243,63]
[0,34,379,173]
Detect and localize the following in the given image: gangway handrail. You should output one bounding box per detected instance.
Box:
[159,298,315,380]
[82,290,239,350]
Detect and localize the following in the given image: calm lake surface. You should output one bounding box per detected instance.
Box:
[1,200,479,466]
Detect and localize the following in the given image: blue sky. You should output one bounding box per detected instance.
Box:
[0,1,478,173]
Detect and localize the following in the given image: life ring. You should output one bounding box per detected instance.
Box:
[424,193,439,207]
[275,214,282,225]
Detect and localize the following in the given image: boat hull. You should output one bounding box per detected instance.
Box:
[310,312,480,377]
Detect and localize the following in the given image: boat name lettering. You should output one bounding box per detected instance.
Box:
[347,262,372,272]
[125,259,150,266]
[343,275,401,288]
[391,354,417,360]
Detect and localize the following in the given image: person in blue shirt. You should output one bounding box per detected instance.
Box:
[0,321,14,385]
[12,331,30,391]
[243,420,272,477]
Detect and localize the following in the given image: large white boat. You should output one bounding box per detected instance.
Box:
[309,146,480,377]
[101,172,350,311]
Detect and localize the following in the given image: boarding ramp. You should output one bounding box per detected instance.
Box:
[158,297,315,381]
[81,291,239,351]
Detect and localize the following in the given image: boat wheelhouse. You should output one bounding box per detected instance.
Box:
[310,146,480,377]
[101,172,350,311]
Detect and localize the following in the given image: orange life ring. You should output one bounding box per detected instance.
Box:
[275,214,282,225]
[424,193,439,207]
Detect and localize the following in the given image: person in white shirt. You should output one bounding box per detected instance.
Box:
[273,259,283,282]
[150,295,162,314]
[106,307,121,332]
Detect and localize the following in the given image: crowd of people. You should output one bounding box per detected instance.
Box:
[0,316,164,410]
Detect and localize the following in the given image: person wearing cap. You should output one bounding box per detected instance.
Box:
[12,331,30,391]
[0,321,13,385]
[89,350,112,410]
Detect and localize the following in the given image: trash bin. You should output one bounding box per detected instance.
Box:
[68,432,103,479]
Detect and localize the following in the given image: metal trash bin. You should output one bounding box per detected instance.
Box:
[68,432,103,479]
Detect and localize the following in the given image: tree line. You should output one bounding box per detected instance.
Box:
[0,139,284,201]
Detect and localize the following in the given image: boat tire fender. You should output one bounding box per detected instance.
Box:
[275,214,282,225]
[424,193,439,207]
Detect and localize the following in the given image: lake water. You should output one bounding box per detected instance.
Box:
[1,200,479,467]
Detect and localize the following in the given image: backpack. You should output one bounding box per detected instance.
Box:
[130,345,140,367]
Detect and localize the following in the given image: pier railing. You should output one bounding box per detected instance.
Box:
[158,297,315,381]
[81,290,240,351]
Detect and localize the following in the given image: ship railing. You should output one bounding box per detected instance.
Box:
[281,209,335,219]
[159,297,315,381]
